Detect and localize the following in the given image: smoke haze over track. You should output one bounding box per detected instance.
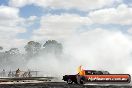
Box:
[25,29,132,78]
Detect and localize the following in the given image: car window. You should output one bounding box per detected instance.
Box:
[85,71,92,75]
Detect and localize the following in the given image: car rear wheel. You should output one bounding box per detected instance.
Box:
[80,78,86,84]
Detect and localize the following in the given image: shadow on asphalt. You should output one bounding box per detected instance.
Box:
[0,82,131,88]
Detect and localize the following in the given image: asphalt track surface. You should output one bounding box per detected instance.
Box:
[0,82,131,88]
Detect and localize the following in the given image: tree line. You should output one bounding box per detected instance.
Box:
[0,40,63,69]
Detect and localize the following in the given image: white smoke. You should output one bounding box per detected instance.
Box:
[64,29,132,74]
[26,28,132,76]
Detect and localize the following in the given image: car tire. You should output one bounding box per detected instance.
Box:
[80,78,86,84]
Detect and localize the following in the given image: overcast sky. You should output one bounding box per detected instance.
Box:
[0,0,132,50]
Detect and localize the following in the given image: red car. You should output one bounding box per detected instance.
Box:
[63,70,131,84]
